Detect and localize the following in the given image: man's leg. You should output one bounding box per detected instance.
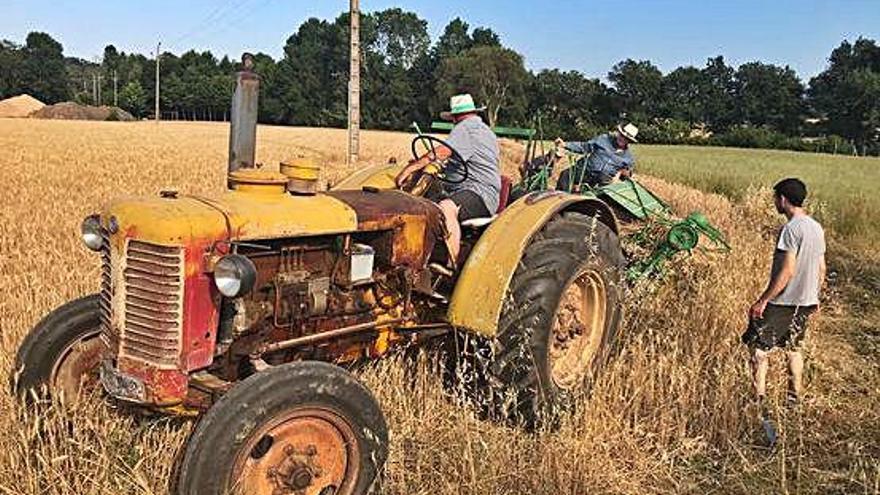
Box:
[750,348,770,400]
[786,349,804,402]
[438,199,461,267]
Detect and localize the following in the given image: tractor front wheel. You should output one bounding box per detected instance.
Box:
[174,361,388,495]
[484,212,625,427]
[13,294,107,401]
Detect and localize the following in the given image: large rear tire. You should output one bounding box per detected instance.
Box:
[12,294,107,401]
[175,361,388,495]
[476,212,625,427]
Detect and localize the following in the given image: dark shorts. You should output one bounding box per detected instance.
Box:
[742,304,817,351]
[427,188,491,221]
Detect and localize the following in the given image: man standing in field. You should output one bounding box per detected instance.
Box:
[744,178,826,406]
[555,123,639,192]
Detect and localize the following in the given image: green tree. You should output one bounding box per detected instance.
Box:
[700,56,737,132]
[809,38,880,152]
[528,69,610,137]
[734,62,805,134]
[660,66,703,124]
[20,32,69,103]
[271,18,336,125]
[373,8,429,70]
[607,59,663,123]
[471,27,501,47]
[434,18,473,60]
[0,40,24,99]
[436,45,529,127]
[118,80,146,116]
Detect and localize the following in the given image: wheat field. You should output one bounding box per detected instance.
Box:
[0,119,877,495]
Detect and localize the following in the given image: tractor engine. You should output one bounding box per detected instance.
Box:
[94,185,444,410]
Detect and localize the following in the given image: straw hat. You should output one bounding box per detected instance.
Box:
[440,93,487,121]
[617,123,639,143]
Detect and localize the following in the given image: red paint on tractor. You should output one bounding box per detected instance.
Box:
[181,239,223,371]
[118,356,189,405]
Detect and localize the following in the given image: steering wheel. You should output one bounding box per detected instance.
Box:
[410,134,470,185]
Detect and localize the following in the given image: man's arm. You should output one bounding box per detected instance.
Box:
[563,140,595,155]
[394,145,452,188]
[750,250,797,318]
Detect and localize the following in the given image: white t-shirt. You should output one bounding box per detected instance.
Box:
[770,215,825,306]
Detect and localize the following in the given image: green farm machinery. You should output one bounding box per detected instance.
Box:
[428,120,731,281]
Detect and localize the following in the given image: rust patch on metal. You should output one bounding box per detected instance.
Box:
[326,190,443,268]
[117,356,189,405]
[231,407,361,495]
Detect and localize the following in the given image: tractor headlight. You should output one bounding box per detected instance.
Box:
[214,254,257,297]
[81,214,103,251]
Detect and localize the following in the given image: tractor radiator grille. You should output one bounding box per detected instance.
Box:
[98,226,115,349]
[120,240,184,368]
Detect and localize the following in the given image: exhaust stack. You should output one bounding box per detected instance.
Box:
[228,53,259,180]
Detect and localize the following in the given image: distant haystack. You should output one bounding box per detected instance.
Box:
[31,102,134,122]
[0,94,45,118]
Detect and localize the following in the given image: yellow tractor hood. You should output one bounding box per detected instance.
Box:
[103,190,359,247]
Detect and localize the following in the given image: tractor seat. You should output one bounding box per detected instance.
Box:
[460,175,511,230]
[497,175,512,213]
[461,215,497,229]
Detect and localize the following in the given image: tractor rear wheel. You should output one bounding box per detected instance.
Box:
[483,212,624,427]
[13,294,107,401]
[174,361,388,495]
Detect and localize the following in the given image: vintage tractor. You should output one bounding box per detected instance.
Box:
[13,57,627,495]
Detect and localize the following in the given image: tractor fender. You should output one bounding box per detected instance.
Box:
[331,163,405,191]
[448,191,618,338]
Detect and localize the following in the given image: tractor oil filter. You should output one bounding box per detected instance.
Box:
[281,158,320,195]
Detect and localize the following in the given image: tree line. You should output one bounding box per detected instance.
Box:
[1,9,878,155]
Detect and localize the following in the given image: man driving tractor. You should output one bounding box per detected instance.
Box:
[556,123,639,191]
[395,93,501,268]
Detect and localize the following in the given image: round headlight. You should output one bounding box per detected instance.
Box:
[81,214,103,251]
[214,254,257,297]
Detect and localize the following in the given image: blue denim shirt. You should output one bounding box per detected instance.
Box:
[565,133,635,179]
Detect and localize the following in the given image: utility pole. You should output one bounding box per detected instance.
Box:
[155,41,161,122]
[113,70,118,107]
[92,73,97,105]
[97,74,103,106]
[347,0,360,165]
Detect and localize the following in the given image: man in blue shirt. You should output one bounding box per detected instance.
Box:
[556,123,639,192]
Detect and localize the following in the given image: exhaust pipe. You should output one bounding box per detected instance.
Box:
[228,53,259,180]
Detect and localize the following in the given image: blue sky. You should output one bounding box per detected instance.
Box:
[2,0,878,80]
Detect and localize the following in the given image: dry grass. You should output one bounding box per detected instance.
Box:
[0,119,878,494]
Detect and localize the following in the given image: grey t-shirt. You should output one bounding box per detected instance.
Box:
[444,115,501,214]
[770,215,825,306]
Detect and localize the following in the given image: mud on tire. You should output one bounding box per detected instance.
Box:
[457,212,625,428]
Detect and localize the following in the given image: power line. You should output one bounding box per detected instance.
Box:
[168,0,257,49]
[186,0,276,46]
